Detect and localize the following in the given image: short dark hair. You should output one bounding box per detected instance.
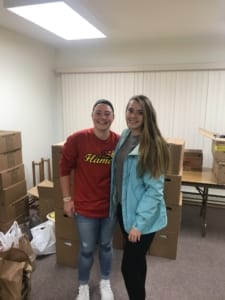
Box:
[92,99,114,113]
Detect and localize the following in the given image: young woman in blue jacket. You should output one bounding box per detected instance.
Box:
[110,95,170,300]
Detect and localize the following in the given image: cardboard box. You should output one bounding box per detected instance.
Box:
[53,176,74,209]
[165,193,182,232]
[166,138,185,175]
[52,142,64,179]
[55,208,79,241]
[0,149,23,172]
[0,180,27,206]
[150,230,179,259]
[213,160,225,184]
[56,237,79,268]
[37,180,54,221]
[211,140,225,161]
[113,222,124,250]
[0,164,25,189]
[164,174,182,205]
[0,131,21,154]
[183,149,203,171]
[53,178,63,209]
[199,128,225,161]
[149,193,182,259]
[0,195,29,222]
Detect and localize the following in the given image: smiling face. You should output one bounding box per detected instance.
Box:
[126,99,144,136]
[92,103,114,133]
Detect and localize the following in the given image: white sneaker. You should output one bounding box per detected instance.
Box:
[76,284,90,300]
[100,280,114,300]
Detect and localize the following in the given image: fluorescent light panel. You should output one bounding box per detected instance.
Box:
[7,1,106,40]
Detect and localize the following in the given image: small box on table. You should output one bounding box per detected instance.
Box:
[183,149,203,171]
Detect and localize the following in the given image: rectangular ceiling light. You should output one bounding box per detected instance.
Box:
[6,1,106,40]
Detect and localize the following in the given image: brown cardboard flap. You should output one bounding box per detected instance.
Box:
[199,128,225,141]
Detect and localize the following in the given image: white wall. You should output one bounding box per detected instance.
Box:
[55,37,225,70]
[0,27,59,188]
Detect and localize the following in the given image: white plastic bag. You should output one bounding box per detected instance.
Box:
[0,221,22,252]
[30,220,56,256]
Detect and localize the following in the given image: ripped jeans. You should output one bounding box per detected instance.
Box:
[74,213,116,284]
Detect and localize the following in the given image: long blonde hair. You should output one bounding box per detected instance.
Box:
[127,95,169,178]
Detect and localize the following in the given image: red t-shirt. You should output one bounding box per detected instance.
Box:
[60,128,119,218]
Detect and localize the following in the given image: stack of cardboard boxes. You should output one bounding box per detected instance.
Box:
[200,128,225,184]
[52,142,79,268]
[149,138,185,259]
[0,131,28,233]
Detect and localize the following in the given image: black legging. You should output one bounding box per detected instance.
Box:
[117,203,155,300]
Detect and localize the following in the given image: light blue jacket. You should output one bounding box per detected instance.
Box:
[110,128,167,234]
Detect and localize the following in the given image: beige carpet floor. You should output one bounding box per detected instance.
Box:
[30,203,225,300]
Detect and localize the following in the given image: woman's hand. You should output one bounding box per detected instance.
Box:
[64,200,75,217]
[128,227,141,242]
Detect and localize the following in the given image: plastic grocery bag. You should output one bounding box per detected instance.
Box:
[30,220,56,256]
[0,221,23,252]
